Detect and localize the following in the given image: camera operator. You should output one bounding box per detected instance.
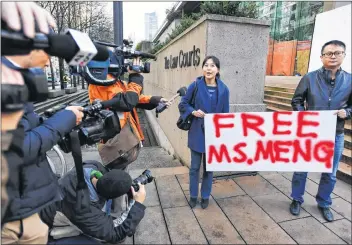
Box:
[89,57,171,153]
[88,57,170,216]
[40,160,146,244]
[1,51,84,243]
[1,1,57,223]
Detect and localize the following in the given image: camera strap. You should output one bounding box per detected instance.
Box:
[69,130,91,214]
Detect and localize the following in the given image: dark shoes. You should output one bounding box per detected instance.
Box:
[189,198,209,209]
[290,200,301,216]
[189,197,197,208]
[290,200,334,222]
[201,198,209,209]
[318,206,334,222]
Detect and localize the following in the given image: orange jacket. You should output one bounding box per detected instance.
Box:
[88,74,161,141]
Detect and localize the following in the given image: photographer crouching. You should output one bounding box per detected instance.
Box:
[1,51,84,243]
[40,161,149,244]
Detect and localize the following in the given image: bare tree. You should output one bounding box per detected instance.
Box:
[36,1,114,89]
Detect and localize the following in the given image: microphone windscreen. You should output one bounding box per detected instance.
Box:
[93,43,109,61]
[177,86,187,96]
[46,34,79,60]
[96,169,132,199]
[47,35,109,62]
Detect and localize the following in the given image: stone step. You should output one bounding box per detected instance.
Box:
[264,94,292,104]
[337,162,352,185]
[264,86,296,94]
[342,148,352,165]
[264,89,294,98]
[263,99,292,111]
[345,134,351,150]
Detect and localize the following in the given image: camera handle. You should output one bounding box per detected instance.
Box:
[69,130,91,214]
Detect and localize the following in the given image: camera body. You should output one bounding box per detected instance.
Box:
[44,101,121,153]
[70,39,155,86]
[131,170,154,192]
[1,59,49,113]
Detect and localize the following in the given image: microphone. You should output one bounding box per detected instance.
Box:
[46,34,109,62]
[155,86,187,116]
[96,170,132,199]
[1,28,109,65]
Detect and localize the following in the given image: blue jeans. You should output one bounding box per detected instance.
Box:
[291,133,345,208]
[189,150,213,199]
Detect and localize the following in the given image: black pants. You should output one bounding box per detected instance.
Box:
[48,235,101,244]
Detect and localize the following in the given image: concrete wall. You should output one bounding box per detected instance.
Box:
[143,14,270,168]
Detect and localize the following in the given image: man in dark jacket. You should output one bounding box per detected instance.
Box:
[289,40,351,222]
[40,160,146,244]
[1,53,84,243]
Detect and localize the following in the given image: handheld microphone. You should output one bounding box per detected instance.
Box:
[155,86,187,116]
[1,27,109,65]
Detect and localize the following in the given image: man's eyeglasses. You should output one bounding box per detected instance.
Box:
[322,51,345,58]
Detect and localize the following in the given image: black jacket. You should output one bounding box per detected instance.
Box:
[40,160,146,244]
[291,67,352,134]
[3,103,77,223]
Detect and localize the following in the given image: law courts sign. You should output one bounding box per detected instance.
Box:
[164,45,201,69]
[142,15,271,169]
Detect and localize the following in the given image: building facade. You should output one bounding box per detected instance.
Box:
[153,1,347,76]
[145,12,158,41]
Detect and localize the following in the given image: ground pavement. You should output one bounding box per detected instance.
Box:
[56,145,351,245]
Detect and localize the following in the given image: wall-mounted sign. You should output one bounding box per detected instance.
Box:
[164,45,200,69]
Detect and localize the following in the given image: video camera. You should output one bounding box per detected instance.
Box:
[1,21,110,112]
[1,62,49,112]
[70,39,157,86]
[44,101,120,153]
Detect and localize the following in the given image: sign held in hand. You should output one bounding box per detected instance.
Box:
[204,111,337,173]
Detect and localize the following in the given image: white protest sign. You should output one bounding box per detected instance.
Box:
[204,111,337,172]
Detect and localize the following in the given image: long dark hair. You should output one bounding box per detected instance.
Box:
[202,56,221,78]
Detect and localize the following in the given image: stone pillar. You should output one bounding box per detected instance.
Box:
[143,14,270,170]
[205,15,270,113]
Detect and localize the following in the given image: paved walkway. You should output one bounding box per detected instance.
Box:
[106,147,351,245]
[50,142,351,244]
[54,142,351,244]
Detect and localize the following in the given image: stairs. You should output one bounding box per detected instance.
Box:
[264,85,352,184]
